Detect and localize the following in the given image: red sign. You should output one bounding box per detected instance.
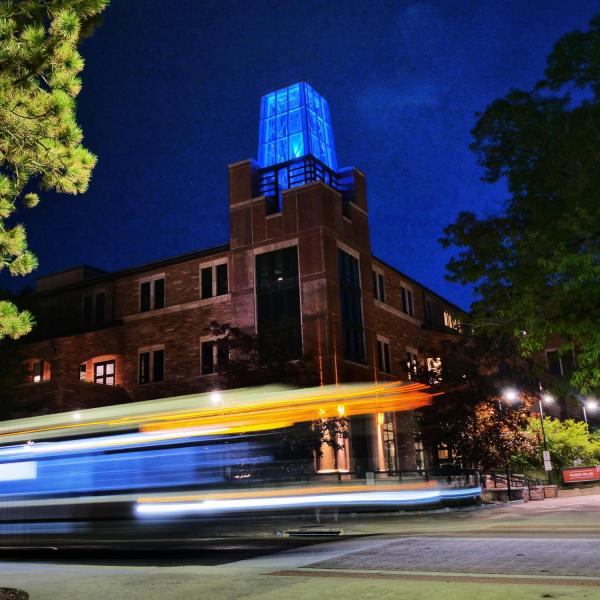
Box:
[562,466,600,483]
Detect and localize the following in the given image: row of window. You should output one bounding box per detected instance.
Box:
[373,268,461,329]
[372,268,415,317]
[81,263,230,324]
[139,263,229,313]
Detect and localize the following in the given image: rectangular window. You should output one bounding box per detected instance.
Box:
[200,262,229,299]
[406,350,418,380]
[216,263,229,296]
[338,249,365,364]
[79,364,87,381]
[444,310,459,330]
[201,267,213,299]
[373,270,385,303]
[154,279,165,310]
[255,247,302,361]
[201,340,216,375]
[139,352,150,384]
[83,295,93,324]
[140,278,165,312]
[140,281,151,312]
[139,348,165,384]
[94,360,115,386]
[32,360,44,383]
[425,299,433,324]
[546,349,575,376]
[95,292,105,323]
[401,287,414,316]
[377,338,391,373]
[382,413,397,472]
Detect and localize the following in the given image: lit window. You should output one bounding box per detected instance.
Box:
[382,412,397,472]
[79,364,87,381]
[139,348,165,384]
[30,359,49,383]
[373,270,385,303]
[377,337,391,374]
[200,261,229,300]
[427,357,442,383]
[94,360,115,386]
[139,276,165,312]
[406,349,418,379]
[443,310,459,330]
[401,287,414,316]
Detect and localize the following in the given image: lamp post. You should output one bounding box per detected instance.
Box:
[501,389,520,500]
[538,393,553,484]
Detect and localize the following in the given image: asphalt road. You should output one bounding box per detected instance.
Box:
[1,495,600,599]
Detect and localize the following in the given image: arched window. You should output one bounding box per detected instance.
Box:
[79,355,119,386]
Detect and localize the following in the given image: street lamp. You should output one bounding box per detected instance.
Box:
[503,389,519,403]
[538,393,553,484]
[583,400,598,425]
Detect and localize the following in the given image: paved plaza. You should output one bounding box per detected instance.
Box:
[1,495,600,599]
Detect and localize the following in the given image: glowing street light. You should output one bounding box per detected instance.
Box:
[583,400,598,424]
[503,389,519,403]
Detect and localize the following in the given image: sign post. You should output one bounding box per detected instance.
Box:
[543,450,553,472]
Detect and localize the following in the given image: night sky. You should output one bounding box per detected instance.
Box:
[2,1,598,309]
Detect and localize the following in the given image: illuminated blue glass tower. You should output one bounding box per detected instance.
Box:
[258,82,337,170]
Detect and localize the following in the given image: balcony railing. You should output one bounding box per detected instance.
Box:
[255,155,355,215]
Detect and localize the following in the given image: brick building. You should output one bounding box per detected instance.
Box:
[15,82,464,473]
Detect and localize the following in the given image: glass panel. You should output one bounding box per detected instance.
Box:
[154,278,165,309]
[288,84,300,109]
[139,352,149,384]
[216,263,228,296]
[95,364,105,376]
[276,114,287,139]
[95,292,105,323]
[153,350,164,382]
[83,295,93,324]
[105,376,114,386]
[289,133,304,159]
[79,364,86,381]
[288,109,302,134]
[140,281,151,312]
[266,93,276,118]
[201,341,215,375]
[106,362,114,375]
[201,267,213,299]
[276,138,287,163]
[265,117,276,142]
[276,90,287,114]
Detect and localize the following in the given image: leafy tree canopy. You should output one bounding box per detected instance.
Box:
[0,0,108,339]
[441,13,600,393]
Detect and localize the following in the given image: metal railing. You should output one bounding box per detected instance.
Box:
[254,156,355,214]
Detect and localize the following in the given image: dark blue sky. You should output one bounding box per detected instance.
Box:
[3,1,598,309]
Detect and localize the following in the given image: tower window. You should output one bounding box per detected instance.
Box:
[338,249,365,364]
